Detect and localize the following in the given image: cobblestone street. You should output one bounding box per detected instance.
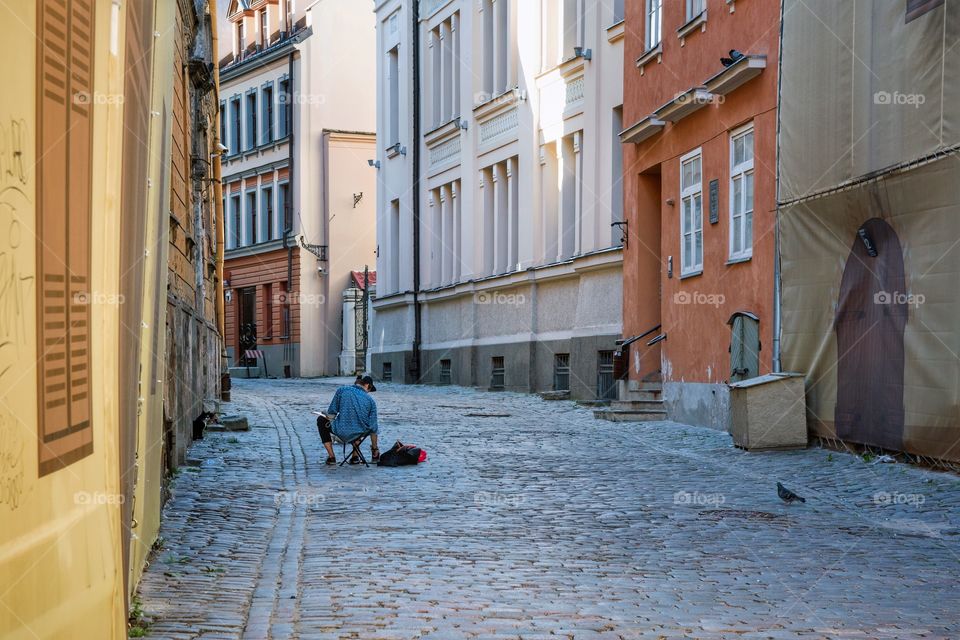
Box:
[137,378,960,639]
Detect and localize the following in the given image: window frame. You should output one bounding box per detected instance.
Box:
[645,0,662,50]
[679,147,703,277]
[728,122,755,261]
[686,0,706,20]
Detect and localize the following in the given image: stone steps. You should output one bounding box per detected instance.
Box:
[594,386,666,422]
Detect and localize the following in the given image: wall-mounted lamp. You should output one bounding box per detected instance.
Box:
[458,118,469,130]
[574,46,593,61]
[224,289,233,303]
[210,142,229,158]
[367,159,381,169]
[667,256,674,279]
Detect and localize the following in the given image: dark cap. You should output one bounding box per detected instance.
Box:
[357,374,377,392]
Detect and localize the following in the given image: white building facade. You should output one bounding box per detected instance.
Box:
[371,0,625,398]
[219,0,377,377]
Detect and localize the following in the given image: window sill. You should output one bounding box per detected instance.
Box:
[679,269,703,280]
[676,10,707,46]
[726,254,752,265]
[635,43,662,75]
[607,19,626,44]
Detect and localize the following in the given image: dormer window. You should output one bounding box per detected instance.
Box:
[259,8,268,47]
[235,20,244,57]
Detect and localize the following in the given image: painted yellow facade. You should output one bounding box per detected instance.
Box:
[0,0,223,635]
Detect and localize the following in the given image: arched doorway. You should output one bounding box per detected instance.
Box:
[834,217,907,450]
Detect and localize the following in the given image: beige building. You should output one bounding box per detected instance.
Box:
[371,0,625,398]
[218,0,377,377]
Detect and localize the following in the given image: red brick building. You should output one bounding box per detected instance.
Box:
[619,0,780,428]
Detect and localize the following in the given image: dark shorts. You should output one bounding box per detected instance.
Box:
[317,415,333,443]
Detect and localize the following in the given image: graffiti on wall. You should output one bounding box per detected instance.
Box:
[0,115,33,509]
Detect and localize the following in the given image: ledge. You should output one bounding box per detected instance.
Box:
[424,118,461,147]
[473,87,522,119]
[619,116,666,144]
[635,43,662,75]
[677,11,708,45]
[726,254,753,265]
[679,269,703,280]
[656,87,714,122]
[703,54,766,96]
[606,19,625,44]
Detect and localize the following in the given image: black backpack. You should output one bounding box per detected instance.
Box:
[377,440,425,467]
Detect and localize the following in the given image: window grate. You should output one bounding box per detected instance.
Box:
[553,353,570,392]
[382,362,393,382]
[490,356,505,390]
[440,359,452,385]
[597,350,617,400]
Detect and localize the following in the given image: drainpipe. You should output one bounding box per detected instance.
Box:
[411,0,422,383]
[284,50,294,297]
[772,0,785,373]
[211,0,228,377]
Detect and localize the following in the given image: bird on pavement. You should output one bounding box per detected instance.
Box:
[777,482,806,503]
[721,49,746,67]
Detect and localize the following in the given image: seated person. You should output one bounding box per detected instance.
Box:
[317,374,379,465]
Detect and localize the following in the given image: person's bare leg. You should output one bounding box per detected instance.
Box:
[370,434,379,450]
[323,441,335,459]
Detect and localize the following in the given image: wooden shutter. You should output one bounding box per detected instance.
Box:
[37,0,95,475]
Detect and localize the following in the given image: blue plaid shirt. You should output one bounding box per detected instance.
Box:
[327,385,379,442]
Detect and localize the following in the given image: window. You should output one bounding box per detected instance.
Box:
[261,185,274,242]
[729,124,754,260]
[235,20,244,57]
[264,283,274,338]
[481,0,511,96]
[245,190,258,245]
[230,193,241,248]
[563,0,582,59]
[278,77,290,137]
[429,13,459,127]
[262,84,274,143]
[611,107,624,246]
[680,149,703,275]
[382,361,393,382]
[481,157,519,275]
[37,0,95,475]
[230,96,241,153]
[560,133,581,259]
[686,0,705,20]
[612,0,624,22]
[597,351,617,400]
[259,9,268,47]
[387,46,400,145]
[553,354,570,391]
[490,356,505,390]
[246,91,257,150]
[646,0,662,49]
[440,359,452,384]
[219,100,226,150]
[278,181,290,236]
[389,199,400,292]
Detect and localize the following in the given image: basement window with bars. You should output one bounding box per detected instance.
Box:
[490,356,505,390]
[553,353,570,392]
[440,359,452,385]
[382,362,393,382]
[597,350,617,400]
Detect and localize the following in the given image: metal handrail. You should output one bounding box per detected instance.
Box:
[615,324,662,355]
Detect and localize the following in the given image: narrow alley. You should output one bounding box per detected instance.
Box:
[137,379,960,639]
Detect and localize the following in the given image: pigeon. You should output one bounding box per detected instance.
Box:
[777,482,806,504]
[720,49,746,67]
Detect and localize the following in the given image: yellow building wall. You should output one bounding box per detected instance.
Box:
[0,1,128,637]
[127,0,177,595]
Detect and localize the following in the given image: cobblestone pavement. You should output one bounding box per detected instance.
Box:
[137,378,960,639]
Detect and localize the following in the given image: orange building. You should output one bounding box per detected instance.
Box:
[619,0,780,428]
